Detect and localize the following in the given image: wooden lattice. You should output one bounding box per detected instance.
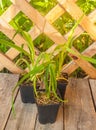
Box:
[0,0,96,78]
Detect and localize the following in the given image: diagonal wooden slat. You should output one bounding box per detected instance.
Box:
[69,47,96,78]
[62,42,96,75]
[0,53,24,73]
[0,4,19,23]
[89,10,96,24]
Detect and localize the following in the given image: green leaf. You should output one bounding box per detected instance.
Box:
[80,55,96,64]
[67,14,84,48]
[33,76,37,97]
[16,58,31,71]
[66,47,78,56]
[33,2,45,7]
[22,31,35,65]
[0,0,3,9]
[44,65,50,95]
[66,46,96,65]
[0,39,30,56]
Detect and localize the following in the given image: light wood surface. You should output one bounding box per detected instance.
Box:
[0,73,19,130]
[64,78,96,130]
[5,92,37,130]
[89,79,96,108]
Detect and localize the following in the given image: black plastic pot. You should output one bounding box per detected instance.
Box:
[57,73,68,99]
[36,90,60,124]
[19,85,35,103]
[37,103,60,124]
[57,81,68,100]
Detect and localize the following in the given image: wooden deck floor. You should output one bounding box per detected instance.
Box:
[0,73,96,130]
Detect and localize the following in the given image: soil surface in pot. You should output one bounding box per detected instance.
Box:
[36,91,60,105]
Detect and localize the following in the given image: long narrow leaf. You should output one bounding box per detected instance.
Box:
[80,55,96,64]
[33,76,38,97]
[11,71,33,115]
[67,14,84,48]
[0,39,30,57]
[22,31,35,65]
[15,58,31,71]
[0,0,3,9]
[67,46,96,64]
[44,65,50,96]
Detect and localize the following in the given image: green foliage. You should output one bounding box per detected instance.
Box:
[77,0,96,14]
[33,34,54,51]
[30,0,57,15]
[0,0,11,15]
[92,55,96,68]
[0,31,60,100]
[73,33,93,52]
[0,31,13,53]
[10,11,33,32]
[53,14,96,76]
[53,12,75,35]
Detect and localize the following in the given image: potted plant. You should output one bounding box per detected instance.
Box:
[11,31,42,104]
[2,15,93,124]
[1,15,84,123]
[16,44,65,124]
[1,30,67,124]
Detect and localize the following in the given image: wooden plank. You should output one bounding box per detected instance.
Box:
[45,0,76,24]
[29,26,40,40]
[0,53,24,73]
[89,10,96,24]
[35,106,63,130]
[0,73,19,130]
[69,47,96,78]
[45,4,65,24]
[62,42,96,74]
[0,5,19,23]
[89,79,96,108]
[5,92,37,130]
[64,26,83,40]
[44,22,66,44]
[64,78,96,130]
